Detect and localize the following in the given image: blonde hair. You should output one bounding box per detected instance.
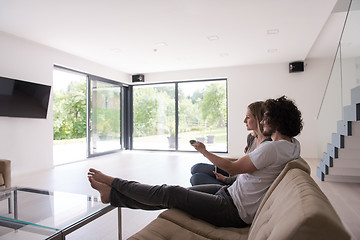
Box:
[247,101,265,137]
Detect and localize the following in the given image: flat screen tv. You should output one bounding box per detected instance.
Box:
[0,76,51,119]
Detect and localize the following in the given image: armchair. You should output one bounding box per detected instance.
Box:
[0,159,11,190]
[0,159,11,213]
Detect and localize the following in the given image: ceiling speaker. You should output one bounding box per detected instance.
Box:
[289,61,304,73]
[132,74,145,82]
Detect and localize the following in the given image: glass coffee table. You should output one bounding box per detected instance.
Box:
[0,187,121,240]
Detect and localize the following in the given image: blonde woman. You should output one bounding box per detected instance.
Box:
[190,101,271,186]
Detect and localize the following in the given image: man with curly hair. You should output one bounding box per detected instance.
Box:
[88,95,303,228]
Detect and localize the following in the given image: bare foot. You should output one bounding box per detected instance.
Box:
[88,176,111,204]
[88,168,115,186]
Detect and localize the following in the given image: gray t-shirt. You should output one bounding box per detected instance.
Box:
[227,138,301,224]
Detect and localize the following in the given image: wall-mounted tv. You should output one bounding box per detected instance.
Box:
[0,76,51,119]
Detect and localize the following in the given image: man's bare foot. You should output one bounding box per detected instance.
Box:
[88,168,115,186]
[88,176,111,204]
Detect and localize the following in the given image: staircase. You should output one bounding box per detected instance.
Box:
[317,85,360,183]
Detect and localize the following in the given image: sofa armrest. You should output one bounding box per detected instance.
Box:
[253,157,310,221]
[249,168,350,240]
[0,159,11,188]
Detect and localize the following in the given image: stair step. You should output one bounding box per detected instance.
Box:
[343,103,360,121]
[333,158,360,168]
[332,133,344,148]
[351,85,360,105]
[317,166,324,181]
[344,135,360,149]
[324,175,360,183]
[323,152,333,167]
[327,143,338,158]
[319,159,328,174]
[338,148,360,158]
[337,120,352,136]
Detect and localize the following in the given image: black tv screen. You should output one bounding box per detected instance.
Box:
[0,76,51,119]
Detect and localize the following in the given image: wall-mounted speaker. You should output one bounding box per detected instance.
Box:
[132,74,145,82]
[289,61,304,73]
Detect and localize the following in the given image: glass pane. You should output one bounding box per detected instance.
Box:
[133,84,175,150]
[178,80,227,152]
[90,80,121,154]
[53,69,87,165]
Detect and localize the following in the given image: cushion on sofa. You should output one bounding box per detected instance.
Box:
[129,208,249,240]
[129,217,210,240]
[161,209,249,239]
[248,169,350,240]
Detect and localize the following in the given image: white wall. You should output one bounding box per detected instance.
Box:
[0,31,130,176]
[142,58,333,159]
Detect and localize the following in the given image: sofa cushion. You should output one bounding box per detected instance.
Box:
[129,217,210,240]
[129,208,249,240]
[248,169,350,240]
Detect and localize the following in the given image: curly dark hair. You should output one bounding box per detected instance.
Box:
[263,96,303,137]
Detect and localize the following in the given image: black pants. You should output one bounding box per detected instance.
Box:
[110,178,248,228]
[190,163,229,185]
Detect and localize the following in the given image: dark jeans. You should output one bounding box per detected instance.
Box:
[190,163,229,186]
[110,178,247,228]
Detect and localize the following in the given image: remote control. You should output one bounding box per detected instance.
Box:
[189,140,196,144]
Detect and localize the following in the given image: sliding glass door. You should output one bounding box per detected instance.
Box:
[53,68,87,165]
[88,76,122,156]
[54,66,226,159]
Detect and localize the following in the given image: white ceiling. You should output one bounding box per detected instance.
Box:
[0,0,342,74]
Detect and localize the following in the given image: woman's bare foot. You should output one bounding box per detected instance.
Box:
[88,168,115,186]
[88,176,111,204]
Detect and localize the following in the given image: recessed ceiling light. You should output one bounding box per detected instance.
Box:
[155,42,168,48]
[267,48,278,53]
[207,35,219,41]
[267,29,279,35]
[110,48,122,54]
[177,57,188,61]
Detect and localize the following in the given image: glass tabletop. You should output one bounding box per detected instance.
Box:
[0,187,113,240]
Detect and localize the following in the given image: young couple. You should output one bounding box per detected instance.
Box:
[88,96,303,228]
[190,100,271,186]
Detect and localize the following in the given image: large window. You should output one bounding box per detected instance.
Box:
[53,67,123,165]
[132,84,175,150]
[132,79,227,152]
[53,68,227,163]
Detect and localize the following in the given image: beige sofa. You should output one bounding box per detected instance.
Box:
[129,158,350,240]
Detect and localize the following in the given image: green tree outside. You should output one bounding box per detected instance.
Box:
[201,83,227,129]
[53,80,227,146]
[133,81,227,138]
[53,81,87,140]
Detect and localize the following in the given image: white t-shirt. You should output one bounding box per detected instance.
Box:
[227,138,301,224]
